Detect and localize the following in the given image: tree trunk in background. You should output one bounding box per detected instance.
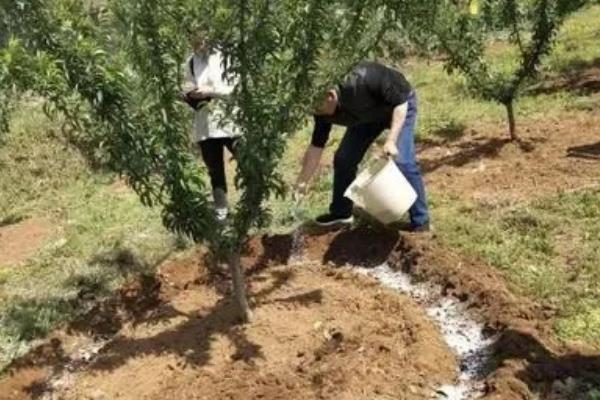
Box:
[505,100,518,141]
[228,249,251,323]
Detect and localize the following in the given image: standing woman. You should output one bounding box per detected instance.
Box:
[181,33,239,221]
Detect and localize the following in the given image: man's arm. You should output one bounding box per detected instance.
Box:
[369,67,411,158]
[296,117,332,193]
[383,102,408,158]
[296,145,324,191]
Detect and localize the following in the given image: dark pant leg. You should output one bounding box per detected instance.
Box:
[223,137,237,158]
[330,122,386,217]
[199,138,227,193]
[394,93,430,227]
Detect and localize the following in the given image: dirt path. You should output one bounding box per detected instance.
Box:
[0,218,53,267]
[420,110,600,204]
[0,250,455,400]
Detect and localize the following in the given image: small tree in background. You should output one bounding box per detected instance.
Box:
[0,0,404,322]
[431,0,590,141]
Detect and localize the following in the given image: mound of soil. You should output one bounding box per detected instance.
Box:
[3,224,600,400]
[0,249,456,400]
[290,224,600,399]
[392,234,600,400]
[0,218,53,267]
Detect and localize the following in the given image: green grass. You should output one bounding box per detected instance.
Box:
[433,190,600,345]
[401,58,589,141]
[546,5,600,75]
[398,4,600,142]
[0,103,177,370]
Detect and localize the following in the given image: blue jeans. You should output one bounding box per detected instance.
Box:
[394,92,429,227]
[330,92,430,227]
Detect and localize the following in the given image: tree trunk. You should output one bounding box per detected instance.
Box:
[228,249,252,323]
[505,100,518,141]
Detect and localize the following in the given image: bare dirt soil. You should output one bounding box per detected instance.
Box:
[420,110,600,205]
[0,244,455,400]
[0,218,53,266]
[2,224,599,399]
[390,234,600,400]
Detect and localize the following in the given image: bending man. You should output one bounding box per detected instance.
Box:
[296,61,430,232]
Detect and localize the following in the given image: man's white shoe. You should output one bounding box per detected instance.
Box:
[314,213,354,227]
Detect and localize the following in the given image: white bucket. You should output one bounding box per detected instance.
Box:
[344,160,417,225]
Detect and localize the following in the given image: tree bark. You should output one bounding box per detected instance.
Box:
[505,100,518,141]
[228,249,251,323]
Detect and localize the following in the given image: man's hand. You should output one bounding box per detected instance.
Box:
[178,91,190,101]
[386,102,408,158]
[187,90,210,100]
[383,140,399,158]
[296,145,324,194]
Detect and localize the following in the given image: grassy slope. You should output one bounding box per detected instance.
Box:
[434,192,600,343]
[426,5,600,345]
[409,4,600,141]
[0,105,176,369]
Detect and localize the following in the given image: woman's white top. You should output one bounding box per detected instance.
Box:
[183,51,239,142]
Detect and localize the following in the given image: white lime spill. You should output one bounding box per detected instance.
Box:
[289,199,307,264]
[40,338,110,400]
[357,263,494,400]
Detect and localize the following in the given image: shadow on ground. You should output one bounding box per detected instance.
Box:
[420,137,511,174]
[83,299,261,373]
[320,227,398,267]
[1,245,173,355]
[244,222,399,270]
[18,264,320,399]
[567,141,600,160]
[491,329,600,397]
[528,57,600,95]
[244,234,294,274]
[300,222,399,268]
[419,136,544,175]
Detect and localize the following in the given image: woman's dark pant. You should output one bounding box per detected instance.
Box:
[198,138,236,194]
